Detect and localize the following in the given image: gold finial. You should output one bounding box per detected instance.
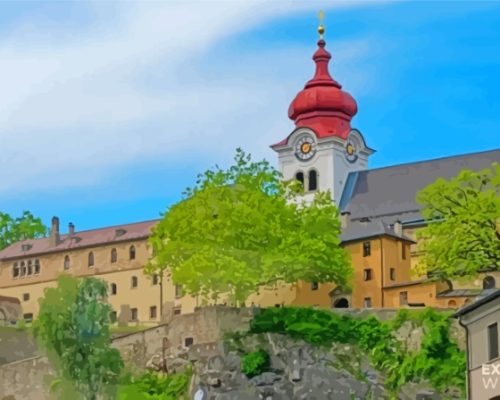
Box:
[318,10,325,39]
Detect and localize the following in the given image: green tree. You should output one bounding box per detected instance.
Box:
[146,148,351,306]
[0,210,47,250]
[415,162,500,280]
[33,275,123,400]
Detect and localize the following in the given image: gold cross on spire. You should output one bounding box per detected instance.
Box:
[318,10,325,39]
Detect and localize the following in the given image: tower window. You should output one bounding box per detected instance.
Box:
[363,269,373,281]
[295,172,304,189]
[88,252,94,267]
[111,283,117,295]
[363,241,371,257]
[111,248,117,263]
[63,256,70,270]
[308,170,318,191]
[129,245,136,260]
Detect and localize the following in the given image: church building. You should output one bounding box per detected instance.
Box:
[0,23,498,325]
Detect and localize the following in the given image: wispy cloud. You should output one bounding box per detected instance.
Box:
[0,1,381,195]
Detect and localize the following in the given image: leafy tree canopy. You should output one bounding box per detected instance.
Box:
[415,162,500,280]
[34,275,123,400]
[146,148,351,305]
[0,210,47,250]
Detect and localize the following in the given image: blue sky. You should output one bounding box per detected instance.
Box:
[0,1,499,232]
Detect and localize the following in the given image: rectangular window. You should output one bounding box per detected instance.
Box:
[149,306,157,320]
[390,268,396,281]
[311,282,319,291]
[488,323,499,361]
[363,297,372,308]
[130,308,138,322]
[110,311,117,323]
[399,291,408,306]
[363,269,372,281]
[402,243,407,260]
[175,284,183,299]
[174,308,181,315]
[152,274,159,285]
[23,293,30,301]
[184,337,194,347]
[363,241,371,257]
[23,313,33,322]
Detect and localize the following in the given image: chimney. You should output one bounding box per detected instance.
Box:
[340,211,351,229]
[394,220,403,236]
[69,222,75,236]
[49,216,60,247]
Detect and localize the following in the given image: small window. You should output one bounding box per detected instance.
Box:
[363,269,373,281]
[295,172,304,189]
[34,259,40,274]
[27,261,33,275]
[64,255,70,270]
[363,297,372,308]
[129,245,136,260]
[488,323,499,361]
[175,284,183,299]
[483,276,496,289]
[308,170,318,191]
[149,306,157,319]
[174,308,181,315]
[400,291,408,306]
[23,313,33,322]
[111,248,117,263]
[109,311,117,323]
[13,263,20,278]
[363,241,371,257]
[23,293,30,301]
[402,243,407,260]
[88,252,94,267]
[152,274,159,285]
[20,261,26,276]
[111,283,117,295]
[390,268,396,281]
[184,337,194,347]
[311,282,319,291]
[130,308,138,322]
[131,276,138,288]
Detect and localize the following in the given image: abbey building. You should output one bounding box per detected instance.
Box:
[0,31,498,325]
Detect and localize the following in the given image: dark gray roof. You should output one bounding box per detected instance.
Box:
[340,149,500,223]
[454,289,500,317]
[340,219,414,244]
[437,289,482,298]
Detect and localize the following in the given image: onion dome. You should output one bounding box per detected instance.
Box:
[287,35,358,140]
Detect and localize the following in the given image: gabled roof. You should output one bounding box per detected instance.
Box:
[340,219,414,244]
[0,219,160,261]
[340,149,500,223]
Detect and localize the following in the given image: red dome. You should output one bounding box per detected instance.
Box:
[287,39,358,140]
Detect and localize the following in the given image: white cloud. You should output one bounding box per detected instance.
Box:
[0,1,382,195]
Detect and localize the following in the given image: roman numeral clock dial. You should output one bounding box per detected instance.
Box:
[295,136,316,161]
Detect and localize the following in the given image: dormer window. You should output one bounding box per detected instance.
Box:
[64,255,71,270]
[21,244,32,252]
[111,248,117,263]
[115,229,126,237]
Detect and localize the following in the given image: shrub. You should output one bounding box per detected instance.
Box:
[241,349,270,378]
[118,369,191,400]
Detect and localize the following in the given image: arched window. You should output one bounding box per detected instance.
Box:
[34,259,40,274]
[20,261,26,276]
[334,298,349,308]
[13,263,20,278]
[483,276,496,289]
[448,300,457,308]
[111,283,117,295]
[295,171,304,189]
[129,245,136,260]
[131,276,138,288]
[27,260,33,275]
[64,255,70,270]
[88,252,94,267]
[308,170,318,191]
[111,248,117,263]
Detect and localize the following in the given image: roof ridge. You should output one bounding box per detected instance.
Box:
[71,218,161,235]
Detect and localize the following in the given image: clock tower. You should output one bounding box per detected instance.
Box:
[271,21,374,205]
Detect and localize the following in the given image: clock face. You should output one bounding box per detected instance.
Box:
[345,140,358,163]
[295,136,316,161]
